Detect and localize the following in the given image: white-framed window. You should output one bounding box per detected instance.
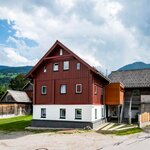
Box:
[76,84,82,93]
[94,85,97,95]
[95,109,97,119]
[41,108,46,118]
[63,61,69,70]
[77,63,80,70]
[41,86,47,95]
[60,49,63,55]
[60,84,67,94]
[75,109,82,119]
[60,109,66,119]
[53,63,59,71]
[101,107,105,118]
[43,66,47,73]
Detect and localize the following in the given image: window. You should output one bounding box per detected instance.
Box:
[101,107,105,117]
[41,86,47,95]
[77,63,80,70]
[41,108,46,118]
[95,109,97,119]
[76,84,82,93]
[75,109,82,119]
[94,85,97,95]
[132,90,140,96]
[53,63,59,71]
[60,49,63,55]
[43,66,47,73]
[63,61,69,70]
[60,109,66,119]
[60,85,67,94]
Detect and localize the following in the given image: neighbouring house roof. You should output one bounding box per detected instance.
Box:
[0,90,32,103]
[22,82,33,91]
[109,69,150,88]
[26,40,110,83]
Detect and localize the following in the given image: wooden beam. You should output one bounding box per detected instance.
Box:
[44,55,73,61]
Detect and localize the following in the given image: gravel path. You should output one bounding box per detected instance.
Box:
[0,131,149,150]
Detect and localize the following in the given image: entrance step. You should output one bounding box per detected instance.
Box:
[116,125,138,131]
[101,123,115,131]
[96,123,109,130]
[108,124,125,131]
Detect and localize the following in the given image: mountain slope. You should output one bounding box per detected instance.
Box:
[118,62,150,71]
[0,66,33,74]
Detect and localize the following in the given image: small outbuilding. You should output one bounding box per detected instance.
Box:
[105,82,124,122]
[0,90,32,118]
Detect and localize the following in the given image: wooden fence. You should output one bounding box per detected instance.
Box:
[0,104,32,118]
[138,112,150,128]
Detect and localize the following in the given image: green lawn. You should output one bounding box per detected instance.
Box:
[0,115,32,132]
[97,127,142,136]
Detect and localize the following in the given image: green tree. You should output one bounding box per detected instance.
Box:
[0,86,7,98]
[9,74,29,90]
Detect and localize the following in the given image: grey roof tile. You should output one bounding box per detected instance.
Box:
[109,69,150,88]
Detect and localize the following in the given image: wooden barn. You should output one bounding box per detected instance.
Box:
[26,40,111,129]
[22,82,33,101]
[109,69,150,123]
[0,90,32,118]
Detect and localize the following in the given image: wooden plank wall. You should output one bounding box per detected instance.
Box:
[139,112,150,128]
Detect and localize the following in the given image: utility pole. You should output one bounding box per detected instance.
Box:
[106,69,108,77]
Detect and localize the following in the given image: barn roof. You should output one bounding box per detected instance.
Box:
[26,40,110,83]
[109,69,150,88]
[0,90,32,103]
[22,82,33,91]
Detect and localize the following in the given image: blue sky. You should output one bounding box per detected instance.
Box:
[0,0,150,73]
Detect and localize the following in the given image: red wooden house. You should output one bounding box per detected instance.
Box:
[26,40,110,129]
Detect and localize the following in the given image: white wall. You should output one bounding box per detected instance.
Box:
[33,105,105,122]
[141,95,150,103]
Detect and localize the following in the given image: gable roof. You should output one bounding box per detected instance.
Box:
[26,40,110,83]
[109,69,150,88]
[0,90,32,103]
[22,81,33,91]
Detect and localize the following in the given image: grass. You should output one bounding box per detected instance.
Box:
[0,115,32,132]
[0,116,142,135]
[115,128,142,135]
[97,127,142,136]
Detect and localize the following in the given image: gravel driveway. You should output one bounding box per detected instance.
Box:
[0,131,149,150]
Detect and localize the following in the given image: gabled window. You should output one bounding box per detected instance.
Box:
[41,86,47,95]
[76,84,82,94]
[75,109,82,119]
[63,61,69,70]
[43,66,47,73]
[41,108,46,118]
[60,109,66,119]
[77,63,80,70]
[53,63,59,71]
[60,49,63,55]
[94,85,97,95]
[60,85,67,94]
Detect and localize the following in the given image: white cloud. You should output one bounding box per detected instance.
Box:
[94,0,123,20]
[0,0,149,72]
[4,48,37,66]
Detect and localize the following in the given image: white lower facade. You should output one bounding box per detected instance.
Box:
[33,104,106,122]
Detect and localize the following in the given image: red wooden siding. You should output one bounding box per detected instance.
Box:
[92,74,104,105]
[34,54,93,104]
[27,41,109,105]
